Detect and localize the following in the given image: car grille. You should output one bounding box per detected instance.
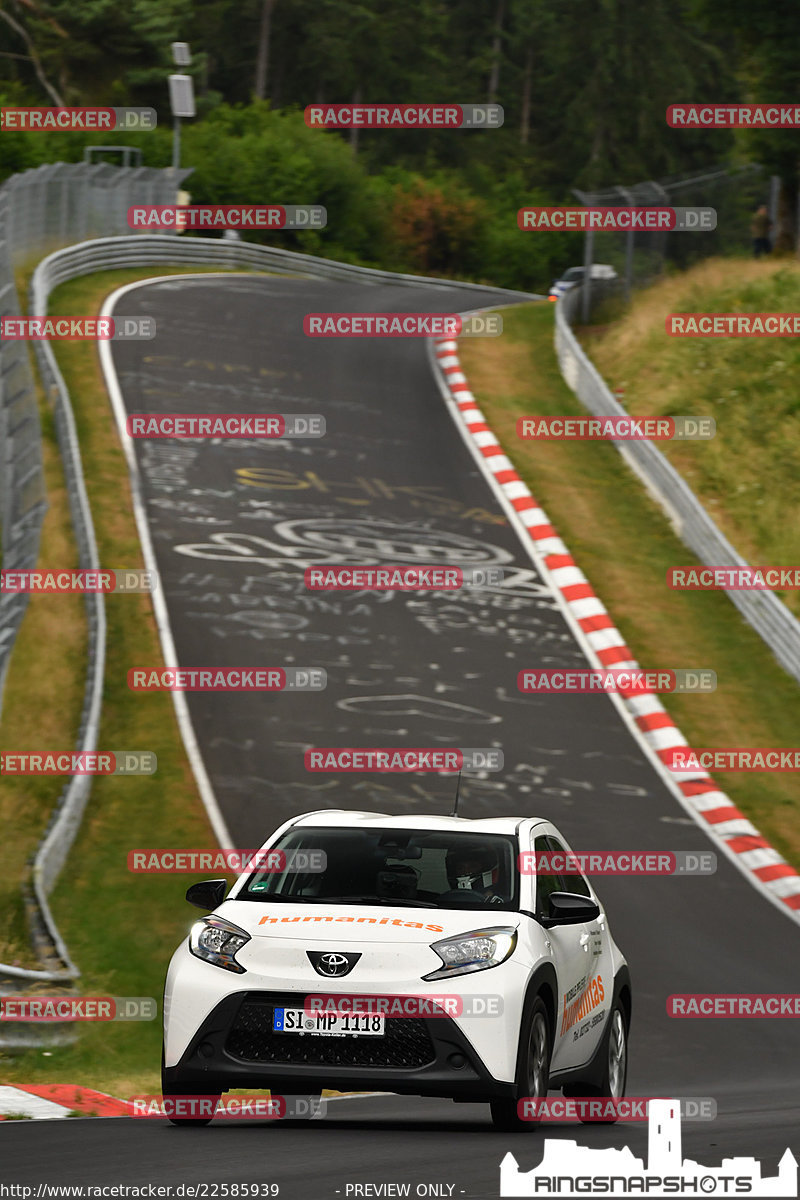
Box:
[225,996,436,1068]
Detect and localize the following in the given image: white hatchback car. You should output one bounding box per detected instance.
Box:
[548,263,618,301]
[162,811,631,1130]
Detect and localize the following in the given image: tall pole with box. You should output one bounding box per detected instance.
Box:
[168,42,195,176]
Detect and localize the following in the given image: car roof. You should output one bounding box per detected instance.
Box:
[287,810,549,836]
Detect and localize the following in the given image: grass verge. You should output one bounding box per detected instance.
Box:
[581,256,800,617]
[1,267,243,1095]
[459,301,800,868]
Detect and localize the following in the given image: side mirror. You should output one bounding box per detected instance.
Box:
[541,891,600,927]
[185,879,228,910]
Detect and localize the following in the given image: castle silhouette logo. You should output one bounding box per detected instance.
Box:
[500,1098,798,1197]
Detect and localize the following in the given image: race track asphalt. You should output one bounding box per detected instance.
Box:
[3,271,797,1192]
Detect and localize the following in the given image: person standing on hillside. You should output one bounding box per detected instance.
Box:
[751,205,772,258]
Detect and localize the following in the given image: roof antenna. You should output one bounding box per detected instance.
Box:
[449,769,463,818]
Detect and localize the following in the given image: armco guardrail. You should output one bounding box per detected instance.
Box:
[1,229,537,1043]
[554,285,800,684]
[0,191,48,712]
[0,164,190,723]
[30,232,541,298]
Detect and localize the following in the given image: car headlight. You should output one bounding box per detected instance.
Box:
[422,926,517,980]
[189,915,250,973]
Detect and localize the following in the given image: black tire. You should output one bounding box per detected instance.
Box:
[490,995,551,1132]
[567,1001,628,1125]
[161,1046,220,1127]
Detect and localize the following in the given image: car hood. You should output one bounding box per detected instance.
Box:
[218,900,519,942]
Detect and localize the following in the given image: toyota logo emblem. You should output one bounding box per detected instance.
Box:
[307,950,361,977]
[320,954,349,975]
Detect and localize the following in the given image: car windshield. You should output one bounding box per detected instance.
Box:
[562,267,585,281]
[238,827,520,911]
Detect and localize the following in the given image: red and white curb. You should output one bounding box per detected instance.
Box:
[0,1085,132,1119]
[429,333,800,926]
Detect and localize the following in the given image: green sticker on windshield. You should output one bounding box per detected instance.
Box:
[250,882,272,891]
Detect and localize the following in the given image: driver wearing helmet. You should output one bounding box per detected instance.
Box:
[445,844,507,905]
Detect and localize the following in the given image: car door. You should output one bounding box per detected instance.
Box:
[531,833,594,1073]
[548,834,609,1068]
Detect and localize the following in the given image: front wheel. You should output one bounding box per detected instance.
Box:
[161,1045,220,1127]
[490,995,551,1132]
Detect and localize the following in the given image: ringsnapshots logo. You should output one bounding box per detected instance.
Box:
[133,1095,326,1120]
[303,313,502,337]
[500,1097,798,1197]
[0,107,156,130]
[127,848,326,873]
[519,850,717,876]
[667,313,800,337]
[517,416,715,440]
[0,751,156,776]
[128,205,326,230]
[304,103,503,129]
[304,566,503,590]
[0,316,155,340]
[517,207,716,231]
[1,569,157,593]
[518,669,716,694]
[304,748,503,772]
[0,997,156,1021]
[128,667,326,691]
[125,414,324,438]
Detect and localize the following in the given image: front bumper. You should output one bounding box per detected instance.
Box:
[163,990,515,1101]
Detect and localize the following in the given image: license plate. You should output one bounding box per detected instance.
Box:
[272,1008,385,1037]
